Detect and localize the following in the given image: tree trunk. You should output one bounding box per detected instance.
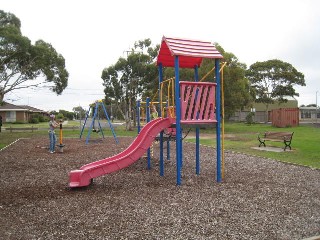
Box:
[0,90,4,104]
[265,104,269,123]
[127,99,133,131]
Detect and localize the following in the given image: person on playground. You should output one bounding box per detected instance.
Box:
[48,114,59,153]
[151,105,159,119]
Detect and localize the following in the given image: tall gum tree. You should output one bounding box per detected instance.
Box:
[101,39,159,130]
[246,59,305,121]
[0,10,68,103]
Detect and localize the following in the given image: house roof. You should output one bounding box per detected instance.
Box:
[0,102,28,111]
[0,102,46,112]
[156,36,223,68]
[19,105,46,113]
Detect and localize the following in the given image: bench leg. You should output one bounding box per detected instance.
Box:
[283,141,291,151]
[258,140,266,147]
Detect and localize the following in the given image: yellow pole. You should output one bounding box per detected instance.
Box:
[160,82,163,118]
[200,67,215,82]
[59,123,63,145]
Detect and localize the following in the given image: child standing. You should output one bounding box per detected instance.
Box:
[48,114,59,153]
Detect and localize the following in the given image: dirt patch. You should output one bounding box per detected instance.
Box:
[0,137,319,239]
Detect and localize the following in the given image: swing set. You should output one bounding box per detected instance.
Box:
[80,100,118,144]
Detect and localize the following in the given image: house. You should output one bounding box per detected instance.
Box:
[0,102,48,123]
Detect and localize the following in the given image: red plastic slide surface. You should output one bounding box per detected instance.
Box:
[69,117,174,188]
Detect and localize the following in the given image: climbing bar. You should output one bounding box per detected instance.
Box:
[180,81,217,124]
[200,62,227,82]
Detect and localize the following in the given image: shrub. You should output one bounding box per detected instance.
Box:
[245,112,255,125]
[29,118,39,124]
[38,115,45,122]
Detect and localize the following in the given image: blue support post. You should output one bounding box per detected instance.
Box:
[215,59,222,182]
[97,115,104,138]
[158,64,164,176]
[175,56,182,185]
[194,65,200,175]
[146,97,151,170]
[80,109,90,139]
[137,100,141,134]
[101,102,118,144]
[160,131,164,176]
[86,103,98,144]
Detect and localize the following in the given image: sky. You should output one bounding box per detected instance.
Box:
[1,0,320,112]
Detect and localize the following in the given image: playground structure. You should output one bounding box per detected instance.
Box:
[80,100,118,144]
[69,36,224,188]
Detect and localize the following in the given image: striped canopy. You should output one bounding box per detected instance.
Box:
[156,36,223,68]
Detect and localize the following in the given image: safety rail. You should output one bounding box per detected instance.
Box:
[160,77,175,118]
[180,81,217,124]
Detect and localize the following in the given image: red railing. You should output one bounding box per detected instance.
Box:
[180,81,217,124]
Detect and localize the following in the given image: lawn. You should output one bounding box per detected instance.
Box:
[0,120,136,149]
[1,121,319,169]
[186,122,320,169]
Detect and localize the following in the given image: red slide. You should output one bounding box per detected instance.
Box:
[69,117,175,188]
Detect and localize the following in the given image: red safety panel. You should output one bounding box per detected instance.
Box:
[180,81,217,124]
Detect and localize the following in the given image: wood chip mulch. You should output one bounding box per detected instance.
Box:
[0,137,319,240]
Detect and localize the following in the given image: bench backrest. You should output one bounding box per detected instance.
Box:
[264,132,294,140]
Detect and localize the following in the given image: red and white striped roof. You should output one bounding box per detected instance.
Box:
[156,36,223,68]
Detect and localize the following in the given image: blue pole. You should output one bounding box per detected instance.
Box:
[194,65,200,175]
[97,113,104,139]
[137,100,141,134]
[215,59,222,182]
[80,108,90,139]
[101,101,118,144]
[158,64,164,176]
[86,103,98,144]
[146,97,151,170]
[175,56,182,185]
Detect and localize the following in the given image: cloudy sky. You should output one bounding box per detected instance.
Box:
[1,0,320,112]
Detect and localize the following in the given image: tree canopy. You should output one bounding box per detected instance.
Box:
[0,10,69,103]
[246,59,305,122]
[101,39,159,129]
[213,44,252,118]
[246,59,305,104]
[101,40,253,123]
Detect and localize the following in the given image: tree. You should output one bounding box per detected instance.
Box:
[246,59,305,121]
[0,10,69,103]
[214,44,253,119]
[101,39,159,130]
[72,106,86,120]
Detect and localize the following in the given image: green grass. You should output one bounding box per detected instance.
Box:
[0,120,136,149]
[1,121,319,169]
[187,122,320,169]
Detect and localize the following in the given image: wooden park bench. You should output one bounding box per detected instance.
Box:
[258,131,294,151]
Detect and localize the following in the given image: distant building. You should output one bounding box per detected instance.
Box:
[0,102,48,123]
[299,106,320,123]
[230,97,298,123]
